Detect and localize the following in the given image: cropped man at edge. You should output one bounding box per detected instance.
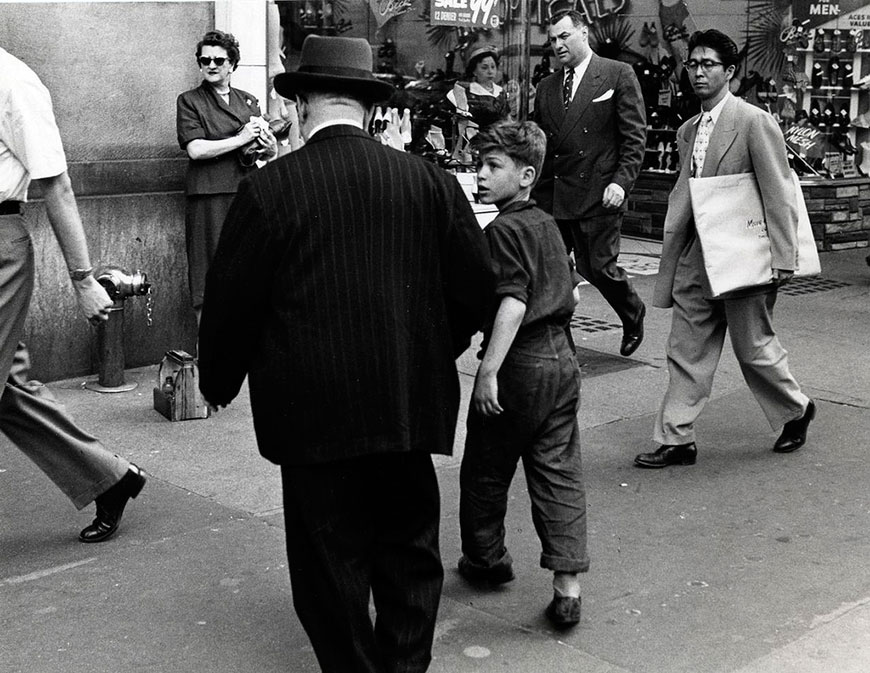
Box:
[0,45,146,543]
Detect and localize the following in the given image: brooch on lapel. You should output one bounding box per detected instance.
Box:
[246,99,252,106]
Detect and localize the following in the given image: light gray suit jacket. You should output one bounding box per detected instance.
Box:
[653,94,798,308]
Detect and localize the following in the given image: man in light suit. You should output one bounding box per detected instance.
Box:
[634,29,815,469]
[198,35,492,673]
[533,9,647,357]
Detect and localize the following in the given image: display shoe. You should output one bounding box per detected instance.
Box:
[827,56,841,87]
[830,28,843,53]
[797,25,810,50]
[809,102,822,127]
[842,63,854,92]
[79,465,147,543]
[773,400,816,453]
[851,28,864,51]
[649,21,660,47]
[838,106,851,129]
[830,103,843,131]
[811,62,825,89]
[835,132,857,155]
[814,28,827,53]
[736,70,762,96]
[639,21,650,47]
[850,111,870,128]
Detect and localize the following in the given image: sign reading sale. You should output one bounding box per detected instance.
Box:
[430,0,501,28]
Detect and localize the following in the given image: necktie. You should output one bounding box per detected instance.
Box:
[692,112,714,176]
[563,68,574,109]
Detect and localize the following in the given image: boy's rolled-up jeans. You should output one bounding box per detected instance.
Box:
[460,323,589,574]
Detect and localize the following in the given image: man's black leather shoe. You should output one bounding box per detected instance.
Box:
[79,465,146,543]
[634,443,697,468]
[546,595,581,629]
[773,400,816,453]
[620,304,646,357]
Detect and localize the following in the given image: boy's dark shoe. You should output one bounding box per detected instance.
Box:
[634,443,697,468]
[458,554,515,585]
[546,595,581,629]
[773,400,816,453]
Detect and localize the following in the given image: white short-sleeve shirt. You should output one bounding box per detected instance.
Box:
[0,47,68,202]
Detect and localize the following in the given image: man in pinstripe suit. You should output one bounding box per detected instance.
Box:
[198,35,492,673]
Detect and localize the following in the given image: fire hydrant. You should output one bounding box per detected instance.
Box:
[84,266,151,393]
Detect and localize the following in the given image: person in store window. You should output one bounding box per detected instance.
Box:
[176,30,277,324]
[447,45,511,130]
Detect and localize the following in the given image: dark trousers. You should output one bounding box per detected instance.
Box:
[557,213,645,328]
[460,325,589,574]
[281,452,444,673]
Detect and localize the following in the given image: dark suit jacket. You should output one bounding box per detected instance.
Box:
[653,94,798,308]
[198,125,492,466]
[176,82,263,195]
[532,54,646,224]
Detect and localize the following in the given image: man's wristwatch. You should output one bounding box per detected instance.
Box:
[69,267,94,281]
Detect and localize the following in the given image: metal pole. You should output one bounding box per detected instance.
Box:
[518,0,532,121]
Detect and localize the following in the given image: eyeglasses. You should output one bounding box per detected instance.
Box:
[683,59,724,72]
[198,56,228,67]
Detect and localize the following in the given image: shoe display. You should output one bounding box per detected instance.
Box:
[831,28,843,53]
[79,465,147,543]
[634,443,698,468]
[773,400,816,453]
[814,28,827,53]
[545,595,581,629]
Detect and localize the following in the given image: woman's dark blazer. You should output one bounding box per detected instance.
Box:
[176,82,263,195]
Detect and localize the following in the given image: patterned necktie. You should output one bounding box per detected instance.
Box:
[563,68,574,109]
[692,112,714,176]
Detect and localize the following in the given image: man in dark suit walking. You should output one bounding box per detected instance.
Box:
[198,35,492,673]
[533,9,648,356]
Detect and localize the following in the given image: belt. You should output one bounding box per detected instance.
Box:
[0,201,23,216]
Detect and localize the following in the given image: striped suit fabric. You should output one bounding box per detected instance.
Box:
[198,124,492,673]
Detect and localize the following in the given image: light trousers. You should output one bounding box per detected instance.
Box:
[655,238,809,445]
[0,213,127,509]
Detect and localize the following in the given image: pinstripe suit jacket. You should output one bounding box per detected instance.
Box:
[198,125,492,465]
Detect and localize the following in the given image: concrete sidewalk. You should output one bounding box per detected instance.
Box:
[2,243,869,673]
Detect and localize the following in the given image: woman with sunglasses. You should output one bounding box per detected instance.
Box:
[176,30,277,323]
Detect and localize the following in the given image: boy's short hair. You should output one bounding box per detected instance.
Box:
[471,121,547,178]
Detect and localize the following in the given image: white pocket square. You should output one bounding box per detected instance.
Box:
[592,89,614,102]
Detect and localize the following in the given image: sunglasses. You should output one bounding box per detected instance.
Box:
[198,56,228,67]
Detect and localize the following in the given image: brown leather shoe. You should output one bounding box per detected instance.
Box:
[773,400,816,453]
[620,304,646,357]
[79,465,146,543]
[546,595,581,628]
[634,443,697,468]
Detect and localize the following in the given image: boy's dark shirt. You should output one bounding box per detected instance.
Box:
[483,199,580,347]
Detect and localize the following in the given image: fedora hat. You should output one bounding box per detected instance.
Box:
[274,35,394,103]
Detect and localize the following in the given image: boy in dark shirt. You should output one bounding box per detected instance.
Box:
[459,121,588,628]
